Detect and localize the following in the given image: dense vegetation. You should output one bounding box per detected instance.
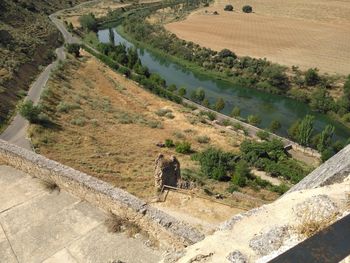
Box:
[288,114,348,161]
[120,6,350,131]
[192,138,308,194]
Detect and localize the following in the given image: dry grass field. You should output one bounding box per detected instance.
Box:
[28,51,281,226]
[165,0,350,75]
[30,51,279,207]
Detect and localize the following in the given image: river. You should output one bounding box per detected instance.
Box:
[97,28,350,142]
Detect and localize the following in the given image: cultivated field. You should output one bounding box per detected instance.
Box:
[165,0,350,75]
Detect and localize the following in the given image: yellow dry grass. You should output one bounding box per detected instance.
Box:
[30,51,246,200]
[165,0,350,75]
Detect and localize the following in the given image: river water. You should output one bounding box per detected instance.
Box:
[97,28,350,141]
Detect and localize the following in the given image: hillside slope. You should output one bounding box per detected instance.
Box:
[0,0,86,131]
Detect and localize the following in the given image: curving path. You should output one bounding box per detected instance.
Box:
[0,2,92,150]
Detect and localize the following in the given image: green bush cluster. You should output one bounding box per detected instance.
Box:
[18,100,48,124]
[240,139,309,183]
[175,141,192,154]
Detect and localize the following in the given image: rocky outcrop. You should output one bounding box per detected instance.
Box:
[154,154,181,190]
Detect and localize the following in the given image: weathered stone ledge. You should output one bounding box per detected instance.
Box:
[287,144,350,193]
[0,139,204,249]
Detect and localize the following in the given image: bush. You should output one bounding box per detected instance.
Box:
[269,120,281,133]
[56,102,80,113]
[231,106,241,117]
[205,111,217,121]
[165,139,175,148]
[175,141,192,154]
[196,135,210,144]
[256,130,270,141]
[18,100,43,123]
[193,147,236,181]
[66,43,80,57]
[232,160,250,187]
[79,13,97,32]
[242,5,253,13]
[155,108,172,117]
[247,115,261,126]
[224,4,234,11]
[305,68,320,86]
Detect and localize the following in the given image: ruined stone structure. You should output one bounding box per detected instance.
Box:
[154,154,181,190]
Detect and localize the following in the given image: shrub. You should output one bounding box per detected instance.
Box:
[66,43,80,57]
[79,13,97,32]
[70,117,86,126]
[224,4,233,11]
[242,5,253,13]
[56,102,80,113]
[305,68,320,86]
[256,130,270,141]
[269,120,281,133]
[231,106,241,117]
[18,100,42,123]
[247,115,261,126]
[205,111,217,121]
[196,135,210,144]
[155,108,172,117]
[232,160,250,187]
[178,87,187,97]
[214,97,225,112]
[193,147,236,181]
[175,141,192,154]
[165,139,175,148]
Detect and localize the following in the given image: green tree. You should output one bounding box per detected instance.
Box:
[224,4,234,11]
[296,115,315,146]
[231,106,241,117]
[194,147,236,181]
[168,84,177,92]
[256,130,270,141]
[202,98,210,108]
[247,115,261,126]
[232,160,250,187]
[18,100,42,123]
[305,68,320,86]
[288,119,300,140]
[310,88,334,113]
[66,43,80,57]
[269,120,281,133]
[317,125,335,152]
[215,97,225,112]
[175,141,192,154]
[191,88,206,103]
[79,13,97,32]
[242,5,253,13]
[178,87,187,97]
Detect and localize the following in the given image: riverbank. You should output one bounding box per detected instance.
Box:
[116,24,350,132]
[95,25,350,144]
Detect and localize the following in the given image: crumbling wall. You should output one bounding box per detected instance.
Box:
[0,139,204,249]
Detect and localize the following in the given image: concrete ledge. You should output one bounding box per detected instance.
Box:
[287,144,350,193]
[0,139,204,248]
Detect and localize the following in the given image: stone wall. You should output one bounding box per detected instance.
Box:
[287,143,350,193]
[0,139,204,249]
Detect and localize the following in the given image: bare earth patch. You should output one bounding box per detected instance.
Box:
[165,0,350,74]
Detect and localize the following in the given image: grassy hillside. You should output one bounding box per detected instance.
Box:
[0,0,87,131]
